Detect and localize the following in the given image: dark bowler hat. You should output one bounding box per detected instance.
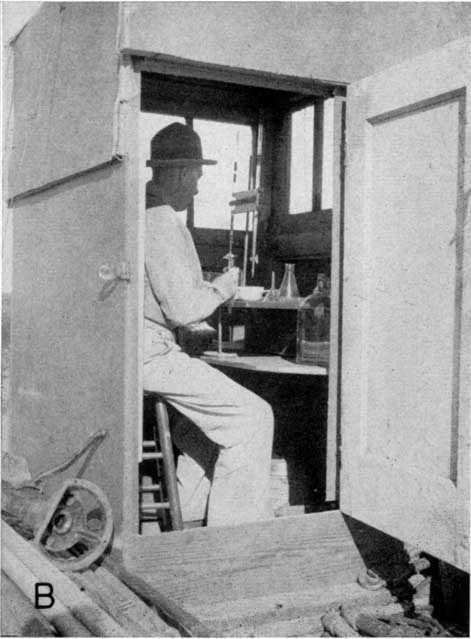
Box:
[146,123,217,167]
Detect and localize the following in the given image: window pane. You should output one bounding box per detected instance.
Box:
[322,98,334,210]
[193,119,253,230]
[289,106,314,214]
[139,112,187,224]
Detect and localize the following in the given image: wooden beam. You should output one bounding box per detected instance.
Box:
[1,573,56,637]
[71,568,178,637]
[2,546,92,636]
[313,99,325,211]
[8,156,123,207]
[2,523,125,637]
[132,53,346,98]
[142,73,260,126]
[326,94,347,502]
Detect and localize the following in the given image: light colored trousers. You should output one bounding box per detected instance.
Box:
[143,321,274,527]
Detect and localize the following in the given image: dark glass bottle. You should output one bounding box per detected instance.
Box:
[296,274,330,366]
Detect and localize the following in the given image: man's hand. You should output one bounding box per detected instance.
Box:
[212,270,238,299]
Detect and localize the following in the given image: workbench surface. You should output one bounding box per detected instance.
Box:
[201,353,327,375]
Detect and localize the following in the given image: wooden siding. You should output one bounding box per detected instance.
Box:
[8,2,120,197]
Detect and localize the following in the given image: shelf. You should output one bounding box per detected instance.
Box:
[228,298,303,310]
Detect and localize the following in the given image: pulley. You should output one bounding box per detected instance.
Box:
[2,477,113,572]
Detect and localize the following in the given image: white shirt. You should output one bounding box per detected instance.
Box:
[144,205,228,335]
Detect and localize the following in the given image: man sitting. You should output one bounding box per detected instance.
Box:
[144,123,274,527]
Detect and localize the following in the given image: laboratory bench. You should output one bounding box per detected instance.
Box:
[201,299,332,513]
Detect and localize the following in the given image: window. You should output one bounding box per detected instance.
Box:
[288,98,334,214]
[193,119,253,230]
[289,106,314,214]
[140,112,253,230]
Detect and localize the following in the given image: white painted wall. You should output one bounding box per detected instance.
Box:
[2,1,42,293]
[125,2,471,83]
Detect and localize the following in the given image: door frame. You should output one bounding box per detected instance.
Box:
[120,54,347,541]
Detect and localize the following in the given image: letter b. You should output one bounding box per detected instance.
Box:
[35,582,55,609]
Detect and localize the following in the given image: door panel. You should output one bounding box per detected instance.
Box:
[9,164,133,531]
[341,38,470,571]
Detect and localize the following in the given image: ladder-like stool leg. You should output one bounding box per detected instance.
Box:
[154,398,184,531]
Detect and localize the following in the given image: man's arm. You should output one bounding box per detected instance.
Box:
[146,213,236,326]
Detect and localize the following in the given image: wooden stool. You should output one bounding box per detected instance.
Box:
[140,392,183,531]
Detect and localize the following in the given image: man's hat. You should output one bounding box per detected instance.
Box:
[146,123,217,167]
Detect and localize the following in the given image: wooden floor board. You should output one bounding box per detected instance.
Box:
[124,511,374,606]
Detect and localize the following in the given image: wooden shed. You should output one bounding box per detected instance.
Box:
[4,2,470,634]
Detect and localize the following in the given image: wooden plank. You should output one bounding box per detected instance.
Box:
[122,511,388,606]
[1,572,55,637]
[3,523,125,637]
[96,567,180,636]
[8,157,123,206]
[2,538,92,636]
[72,568,179,637]
[72,571,148,638]
[104,556,215,637]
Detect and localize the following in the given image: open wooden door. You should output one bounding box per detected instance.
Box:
[341,37,470,571]
[7,31,143,534]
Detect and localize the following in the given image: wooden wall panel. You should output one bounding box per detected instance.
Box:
[8,2,120,197]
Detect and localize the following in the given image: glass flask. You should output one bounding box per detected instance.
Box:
[296,273,330,366]
[278,263,299,299]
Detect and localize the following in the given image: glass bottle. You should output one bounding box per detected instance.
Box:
[278,263,299,299]
[296,274,330,365]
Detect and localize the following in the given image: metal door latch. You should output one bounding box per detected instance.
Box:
[98,262,131,282]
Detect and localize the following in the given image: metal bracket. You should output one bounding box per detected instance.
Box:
[98,261,131,282]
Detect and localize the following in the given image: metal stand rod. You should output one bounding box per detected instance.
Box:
[217,307,223,354]
[242,210,250,286]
